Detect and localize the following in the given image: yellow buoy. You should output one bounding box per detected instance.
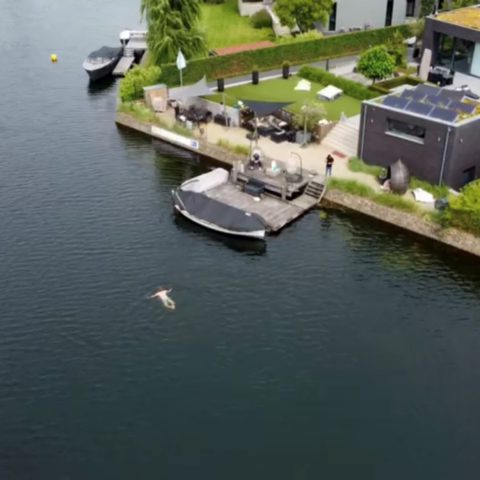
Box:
[50,54,58,63]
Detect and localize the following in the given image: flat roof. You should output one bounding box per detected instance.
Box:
[366,84,480,126]
[435,5,480,31]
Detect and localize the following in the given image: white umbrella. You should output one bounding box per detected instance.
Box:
[294,79,311,92]
[176,50,187,86]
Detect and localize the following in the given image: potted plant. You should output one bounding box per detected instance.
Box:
[282,61,290,79]
[252,65,259,85]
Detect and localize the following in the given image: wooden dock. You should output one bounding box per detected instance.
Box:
[113,55,135,77]
[114,31,147,77]
[205,175,325,233]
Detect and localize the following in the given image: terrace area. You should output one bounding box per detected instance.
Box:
[205,75,362,121]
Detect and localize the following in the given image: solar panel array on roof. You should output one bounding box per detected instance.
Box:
[437,89,464,102]
[429,107,458,122]
[415,84,441,96]
[383,95,410,109]
[401,89,426,101]
[405,101,434,115]
[449,101,476,114]
[380,85,479,122]
[425,94,450,107]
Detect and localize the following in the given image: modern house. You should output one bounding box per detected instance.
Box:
[239,0,421,32]
[326,0,419,32]
[423,5,480,80]
[358,84,480,188]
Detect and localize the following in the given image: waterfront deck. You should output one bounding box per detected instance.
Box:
[113,56,135,77]
[204,177,324,233]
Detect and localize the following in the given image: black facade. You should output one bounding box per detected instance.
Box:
[423,13,480,77]
[358,101,480,189]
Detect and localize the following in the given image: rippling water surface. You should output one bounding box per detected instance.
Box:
[1,1,480,479]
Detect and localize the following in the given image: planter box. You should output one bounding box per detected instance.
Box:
[295,131,311,144]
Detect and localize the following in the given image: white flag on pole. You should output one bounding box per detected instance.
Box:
[176,50,186,70]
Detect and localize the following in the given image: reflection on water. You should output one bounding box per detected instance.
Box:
[152,139,201,162]
[174,215,267,255]
[87,75,116,95]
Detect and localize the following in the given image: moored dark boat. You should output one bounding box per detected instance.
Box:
[83,46,123,82]
[172,168,267,239]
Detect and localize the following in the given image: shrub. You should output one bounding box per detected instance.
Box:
[348,157,383,176]
[443,180,480,235]
[374,193,418,213]
[251,9,272,29]
[374,75,423,90]
[298,66,379,100]
[276,30,323,44]
[217,139,250,156]
[118,101,167,126]
[357,45,395,83]
[328,178,376,197]
[328,178,418,213]
[158,24,413,86]
[119,65,162,102]
[409,177,450,199]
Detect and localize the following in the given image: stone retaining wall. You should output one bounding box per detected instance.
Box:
[323,189,480,258]
[115,111,480,258]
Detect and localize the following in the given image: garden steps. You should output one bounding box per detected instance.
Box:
[321,121,360,159]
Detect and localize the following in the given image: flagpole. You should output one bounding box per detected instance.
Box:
[180,68,183,87]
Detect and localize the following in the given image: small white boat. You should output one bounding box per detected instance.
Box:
[172,168,266,239]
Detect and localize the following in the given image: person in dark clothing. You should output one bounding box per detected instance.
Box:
[325,154,334,176]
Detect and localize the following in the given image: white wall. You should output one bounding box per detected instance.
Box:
[333,0,407,31]
[238,0,264,17]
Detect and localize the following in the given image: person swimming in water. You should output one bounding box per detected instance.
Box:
[150,287,176,310]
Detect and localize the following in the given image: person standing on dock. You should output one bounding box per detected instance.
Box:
[325,154,334,177]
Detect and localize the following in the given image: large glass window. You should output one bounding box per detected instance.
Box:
[386,118,426,143]
[329,2,337,31]
[406,0,415,17]
[437,33,455,68]
[437,34,480,77]
[453,38,475,74]
[471,43,480,77]
[385,0,394,27]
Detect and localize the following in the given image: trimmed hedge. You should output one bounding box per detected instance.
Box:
[159,24,413,86]
[298,66,378,101]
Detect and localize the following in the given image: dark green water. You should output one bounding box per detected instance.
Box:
[1,1,480,479]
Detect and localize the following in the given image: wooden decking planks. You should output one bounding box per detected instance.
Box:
[205,183,304,232]
[113,56,135,76]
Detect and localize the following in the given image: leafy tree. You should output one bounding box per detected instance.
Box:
[274,0,334,33]
[293,102,327,132]
[420,0,436,17]
[444,180,480,235]
[119,65,162,102]
[451,0,478,8]
[141,0,206,64]
[357,46,395,83]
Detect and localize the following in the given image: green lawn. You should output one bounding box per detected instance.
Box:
[201,0,274,50]
[205,76,362,121]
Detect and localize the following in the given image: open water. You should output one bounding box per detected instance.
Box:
[1,1,480,478]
